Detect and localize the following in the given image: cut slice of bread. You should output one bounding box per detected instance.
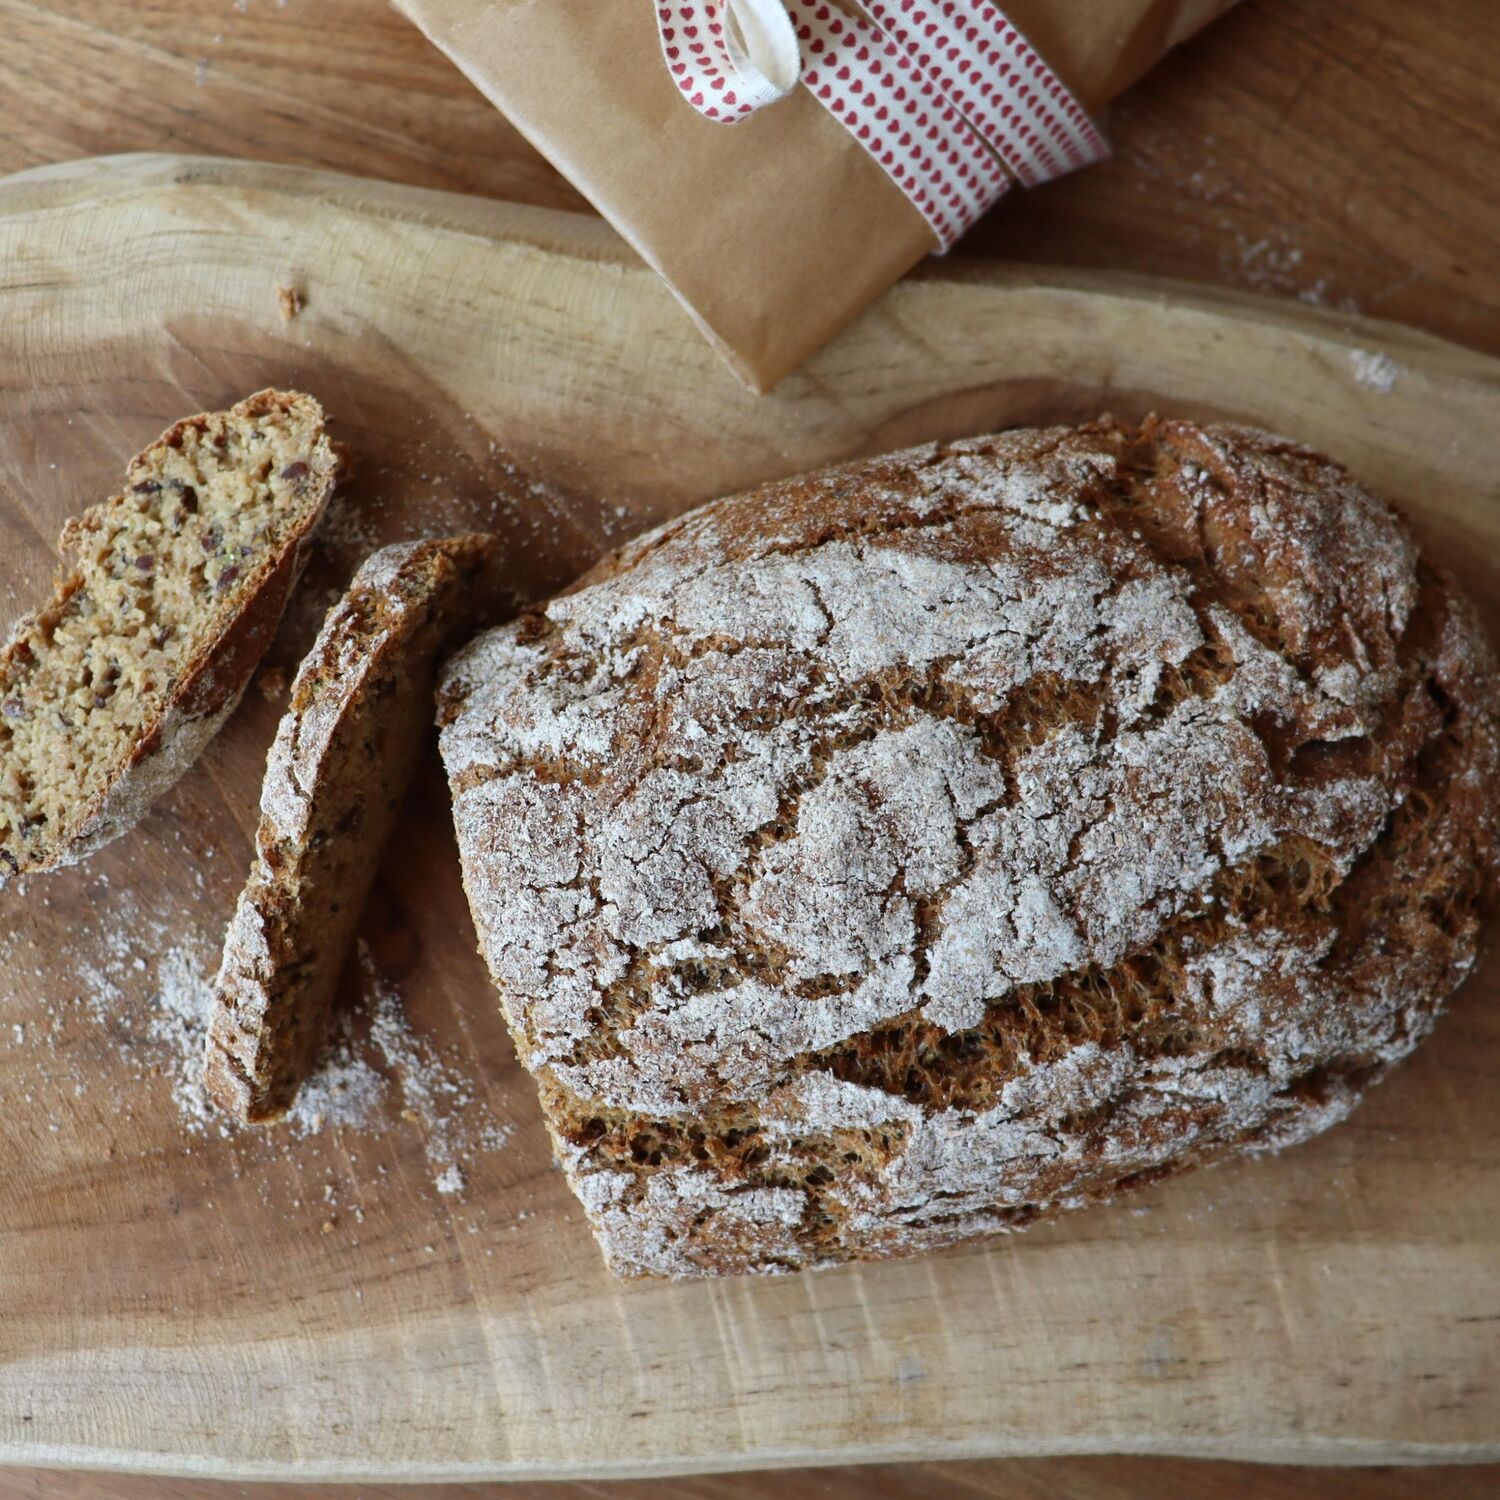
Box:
[0,390,339,882]
[204,534,502,1122]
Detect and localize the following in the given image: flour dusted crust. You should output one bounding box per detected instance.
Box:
[205,534,500,1122]
[438,419,1500,1278]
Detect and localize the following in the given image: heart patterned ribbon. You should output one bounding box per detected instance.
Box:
[655,0,1109,249]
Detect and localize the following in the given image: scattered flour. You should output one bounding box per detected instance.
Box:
[285,1051,386,1134]
[318,490,383,562]
[2,884,516,1189]
[145,945,220,1132]
[357,941,504,1185]
[1348,348,1400,393]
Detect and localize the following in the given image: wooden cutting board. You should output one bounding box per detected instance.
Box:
[1,153,1497,1483]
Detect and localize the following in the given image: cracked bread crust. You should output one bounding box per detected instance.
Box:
[205,534,502,1122]
[437,418,1500,1278]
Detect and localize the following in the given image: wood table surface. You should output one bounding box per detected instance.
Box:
[0,1,1495,1497]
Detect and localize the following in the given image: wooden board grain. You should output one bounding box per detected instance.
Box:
[7,1456,1500,1500]
[0,153,1497,1483]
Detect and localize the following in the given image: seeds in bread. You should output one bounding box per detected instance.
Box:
[437,418,1500,1278]
[204,535,501,1122]
[0,390,339,881]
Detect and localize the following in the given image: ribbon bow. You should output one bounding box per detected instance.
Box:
[656,0,1108,249]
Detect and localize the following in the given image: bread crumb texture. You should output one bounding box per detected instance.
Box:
[0,390,338,879]
[437,419,1500,1278]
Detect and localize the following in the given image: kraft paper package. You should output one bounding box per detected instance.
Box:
[395,0,1239,390]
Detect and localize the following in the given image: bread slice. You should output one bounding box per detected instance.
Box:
[204,534,501,1122]
[0,390,339,882]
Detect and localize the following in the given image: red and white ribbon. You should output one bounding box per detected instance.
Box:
[655,0,1108,249]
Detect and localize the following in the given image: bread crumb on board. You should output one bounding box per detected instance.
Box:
[276,283,303,321]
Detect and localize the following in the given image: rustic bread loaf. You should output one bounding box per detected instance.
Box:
[205,534,501,1122]
[0,390,338,881]
[437,419,1500,1278]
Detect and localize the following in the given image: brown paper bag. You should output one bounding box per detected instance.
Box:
[395,0,1238,390]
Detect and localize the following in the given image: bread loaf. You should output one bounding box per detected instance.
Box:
[437,419,1500,1278]
[205,534,500,1122]
[0,390,338,881]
